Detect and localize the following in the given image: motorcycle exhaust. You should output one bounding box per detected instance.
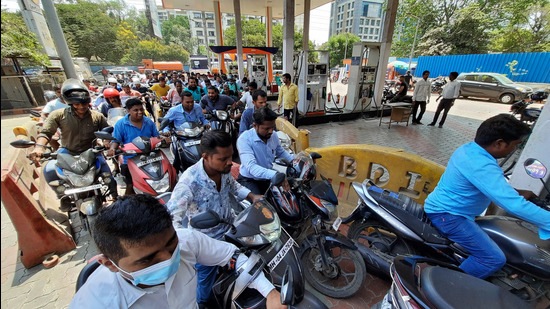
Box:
[356,243,391,277]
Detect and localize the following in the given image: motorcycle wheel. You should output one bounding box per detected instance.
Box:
[84,214,97,237]
[348,219,416,258]
[300,245,366,299]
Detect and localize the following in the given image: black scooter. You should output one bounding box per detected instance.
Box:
[344,159,550,304]
[373,255,532,309]
[160,118,204,174]
[189,173,327,309]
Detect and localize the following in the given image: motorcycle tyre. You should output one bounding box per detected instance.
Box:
[85,214,97,238]
[300,245,366,299]
[347,219,417,258]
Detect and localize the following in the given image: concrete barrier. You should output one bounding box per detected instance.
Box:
[275,117,310,153]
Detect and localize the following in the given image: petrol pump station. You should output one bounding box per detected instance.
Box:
[296,51,329,116]
[248,55,268,91]
[344,42,381,113]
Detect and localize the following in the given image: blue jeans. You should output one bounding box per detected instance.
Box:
[196,263,218,304]
[43,148,117,197]
[427,212,506,279]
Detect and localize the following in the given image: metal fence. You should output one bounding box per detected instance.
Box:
[414,52,550,83]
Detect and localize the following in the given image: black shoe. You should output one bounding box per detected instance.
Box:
[427,123,435,126]
[411,121,417,125]
[417,121,424,125]
[438,124,443,128]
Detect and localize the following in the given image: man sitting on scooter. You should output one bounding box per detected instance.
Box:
[424,114,550,279]
[237,107,295,194]
[107,98,164,195]
[71,194,285,309]
[166,130,263,307]
[162,91,210,133]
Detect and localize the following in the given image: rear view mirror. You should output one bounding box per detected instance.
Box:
[271,172,286,186]
[10,140,36,148]
[94,131,115,140]
[524,158,547,179]
[275,158,290,167]
[189,210,222,229]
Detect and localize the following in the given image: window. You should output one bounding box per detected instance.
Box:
[208,31,215,36]
[346,20,349,26]
[375,29,379,35]
[360,19,364,25]
[363,4,369,17]
[196,30,204,36]
[208,22,214,28]
[348,3,351,9]
[359,28,363,34]
[198,39,204,44]
[195,22,202,28]
[193,12,202,19]
[209,39,216,44]
[205,13,214,19]
[369,36,373,40]
[376,20,381,26]
[481,75,496,83]
[347,11,350,18]
[370,28,374,34]
[365,18,370,25]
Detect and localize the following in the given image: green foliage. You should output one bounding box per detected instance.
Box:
[161,16,193,51]
[120,39,189,65]
[1,10,50,65]
[321,33,361,67]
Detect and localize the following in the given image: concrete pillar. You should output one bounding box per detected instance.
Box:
[213,1,226,73]
[298,0,311,121]
[233,0,245,81]
[266,6,273,85]
[374,0,399,107]
[41,0,77,79]
[282,0,295,75]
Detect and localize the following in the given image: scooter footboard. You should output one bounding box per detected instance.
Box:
[290,290,329,309]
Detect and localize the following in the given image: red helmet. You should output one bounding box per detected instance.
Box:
[103,88,120,99]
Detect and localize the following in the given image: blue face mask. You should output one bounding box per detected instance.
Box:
[112,244,181,286]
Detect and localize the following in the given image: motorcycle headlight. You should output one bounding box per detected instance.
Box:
[102,172,112,184]
[215,110,228,121]
[238,214,282,246]
[65,168,96,187]
[176,126,202,137]
[145,173,170,193]
[321,199,339,223]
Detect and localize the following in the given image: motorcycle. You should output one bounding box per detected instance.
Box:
[269,152,367,299]
[189,174,327,308]
[431,77,446,94]
[510,100,541,124]
[160,119,205,174]
[373,255,531,309]
[530,89,549,103]
[10,140,113,237]
[345,160,550,304]
[207,108,238,150]
[94,131,177,196]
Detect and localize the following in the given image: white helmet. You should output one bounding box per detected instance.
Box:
[107,77,117,84]
[132,77,140,84]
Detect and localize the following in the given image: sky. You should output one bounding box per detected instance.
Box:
[2,0,331,44]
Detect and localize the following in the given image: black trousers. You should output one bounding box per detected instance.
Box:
[431,98,454,126]
[412,100,427,123]
[237,174,271,195]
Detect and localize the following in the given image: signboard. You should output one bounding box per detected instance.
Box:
[145,0,162,39]
[18,0,58,58]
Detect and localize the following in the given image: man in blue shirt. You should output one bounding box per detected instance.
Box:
[237,107,294,194]
[200,86,235,114]
[424,114,550,279]
[184,77,205,102]
[163,91,210,133]
[107,98,161,195]
[239,89,267,137]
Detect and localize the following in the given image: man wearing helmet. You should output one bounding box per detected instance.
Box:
[167,130,263,307]
[237,107,294,194]
[29,79,118,209]
[99,88,124,118]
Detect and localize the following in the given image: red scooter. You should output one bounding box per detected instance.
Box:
[94,131,177,196]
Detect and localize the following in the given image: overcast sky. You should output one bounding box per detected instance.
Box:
[2,0,331,44]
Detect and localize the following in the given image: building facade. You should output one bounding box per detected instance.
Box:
[329,0,384,42]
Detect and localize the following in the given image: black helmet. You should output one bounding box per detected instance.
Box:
[61,78,90,105]
[43,90,57,102]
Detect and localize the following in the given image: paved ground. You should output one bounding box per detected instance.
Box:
[0,92,540,308]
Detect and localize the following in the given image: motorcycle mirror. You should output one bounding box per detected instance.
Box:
[280,266,294,305]
[271,172,286,186]
[274,158,290,167]
[30,110,42,118]
[310,152,322,160]
[524,158,547,179]
[94,131,115,140]
[189,210,222,229]
[101,126,114,134]
[10,140,36,148]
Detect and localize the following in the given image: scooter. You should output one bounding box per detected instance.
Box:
[269,152,367,299]
[10,140,113,237]
[160,118,204,174]
[431,77,446,94]
[510,100,541,124]
[189,173,327,308]
[344,159,550,304]
[373,255,531,309]
[94,131,177,196]
[207,108,237,147]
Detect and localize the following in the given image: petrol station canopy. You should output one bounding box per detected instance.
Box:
[161,0,333,19]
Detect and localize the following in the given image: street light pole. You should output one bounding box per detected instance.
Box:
[202,12,211,70]
[343,32,349,61]
[408,17,420,71]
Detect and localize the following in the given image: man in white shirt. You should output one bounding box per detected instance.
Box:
[411,70,431,125]
[70,194,285,309]
[428,71,461,128]
[240,81,258,109]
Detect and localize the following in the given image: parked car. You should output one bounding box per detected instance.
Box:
[456,72,532,104]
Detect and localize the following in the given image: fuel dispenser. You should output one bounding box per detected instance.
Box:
[248,55,267,91]
[296,51,329,116]
[344,43,381,113]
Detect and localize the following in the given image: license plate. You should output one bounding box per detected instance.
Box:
[332,217,342,231]
[136,156,163,167]
[267,238,295,272]
[65,184,103,195]
[184,140,200,147]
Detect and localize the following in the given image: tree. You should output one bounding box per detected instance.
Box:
[321,33,361,68]
[120,39,189,65]
[224,19,266,46]
[1,10,50,65]
[161,16,193,52]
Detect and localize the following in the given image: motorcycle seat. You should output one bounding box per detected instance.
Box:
[420,266,531,309]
